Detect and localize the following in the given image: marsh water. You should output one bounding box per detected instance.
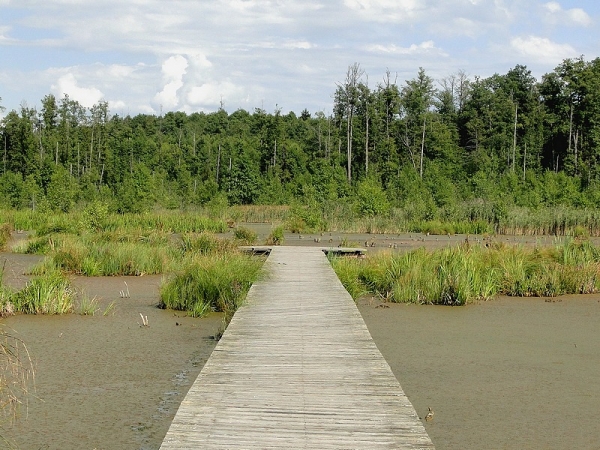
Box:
[1,233,600,449]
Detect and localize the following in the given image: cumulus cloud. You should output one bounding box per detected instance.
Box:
[543,2,592,27]
[187,81,245,108]
[153,55,189,109]
[51,73,104,108]
[510,35,577,64]
[1,0,598,115]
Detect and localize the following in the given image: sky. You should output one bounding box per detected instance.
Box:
[0,0,598,117]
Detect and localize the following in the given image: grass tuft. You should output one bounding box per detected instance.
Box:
[332,240,600,305]
[159,253,263,320]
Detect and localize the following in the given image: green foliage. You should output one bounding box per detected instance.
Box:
[159,253,262,318]
[10,271,75,314]
[0,223,12,250]
[288,201,326,233]
[233,226,257,244]
[356,178,390,217]
[180,232,236,255]
[265,225,285,245]
[332,240,600,305]
[81,201,110,232]
[2,58,600,236]
[45,166,78,212]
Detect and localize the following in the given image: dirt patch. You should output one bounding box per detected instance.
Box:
[358,295,600,449]
[1,254,222,450]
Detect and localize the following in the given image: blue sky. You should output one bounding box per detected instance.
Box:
[0,0,598,117]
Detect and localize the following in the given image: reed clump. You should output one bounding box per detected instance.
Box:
[0,326,34,428]
[27,232,173,276]
[233,227,257,245]
[159,252,263,319]
[332,239,600,304]
[7,271,75,315]
[179,232,237,255]
[229,205,290,223]
[265,226,285,245]
[0,224,12,251]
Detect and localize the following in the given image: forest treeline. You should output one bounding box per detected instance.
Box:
[1,56,600,224]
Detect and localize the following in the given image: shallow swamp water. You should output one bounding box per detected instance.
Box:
[1,232,599,449]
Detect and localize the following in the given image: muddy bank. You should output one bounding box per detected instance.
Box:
[358,295,600,450]
[1,269,221,450]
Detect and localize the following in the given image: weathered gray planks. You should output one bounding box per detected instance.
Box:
[161,247,435,449]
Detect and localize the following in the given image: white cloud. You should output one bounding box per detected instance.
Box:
[187,81,245,108]
[153,55,189,109]
[365,41,444,56]
[0,0,599,115]
[510,35,577,64]
[51,73,104,108]
[343,0,423,22]
[543,2,592,27]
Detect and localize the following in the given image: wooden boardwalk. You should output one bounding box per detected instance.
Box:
[160,247,435,449]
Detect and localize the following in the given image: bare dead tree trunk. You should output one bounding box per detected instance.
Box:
[341,63,364,184]
[216,144,221,184]
[574,128,579,173]
[523,142,527,180]
[419,116,426,178]
[512,103,518,172]
[568,103,573,157]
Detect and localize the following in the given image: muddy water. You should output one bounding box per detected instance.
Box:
[358,295,600,450]
[1,263,222,450]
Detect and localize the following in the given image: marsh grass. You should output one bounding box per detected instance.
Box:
[229,205,290,224]
[0,327,34,430]
[159,252,263,319]
[102,300,117,316]
[10,272,74,315]
[77,294,99,316]
[112,211,227,234]
[179,232,237,256]
[29,233,173,276]
[0,224,12,251]
[332,240,600,304]
[233,227,257,245]
[265,226,285,245]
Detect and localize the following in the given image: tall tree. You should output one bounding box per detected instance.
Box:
[335,63,365,183]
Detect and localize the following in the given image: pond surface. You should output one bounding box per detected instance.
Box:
[1,262,221,450]
[358,295,600,450]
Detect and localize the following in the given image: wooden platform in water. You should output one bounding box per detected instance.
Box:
[161,246,434,449]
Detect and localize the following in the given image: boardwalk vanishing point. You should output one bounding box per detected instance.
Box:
[161,246,435,449]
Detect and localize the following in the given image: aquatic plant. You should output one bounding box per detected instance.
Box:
[265,226,285,246]
[332,240,600,304]
[159,253,263,319]
[233,226,257,245]
[0,326,34,431]
[0,224,12,251]
[11,271,75,315]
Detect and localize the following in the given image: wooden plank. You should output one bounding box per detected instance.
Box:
[161,246,434,449]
